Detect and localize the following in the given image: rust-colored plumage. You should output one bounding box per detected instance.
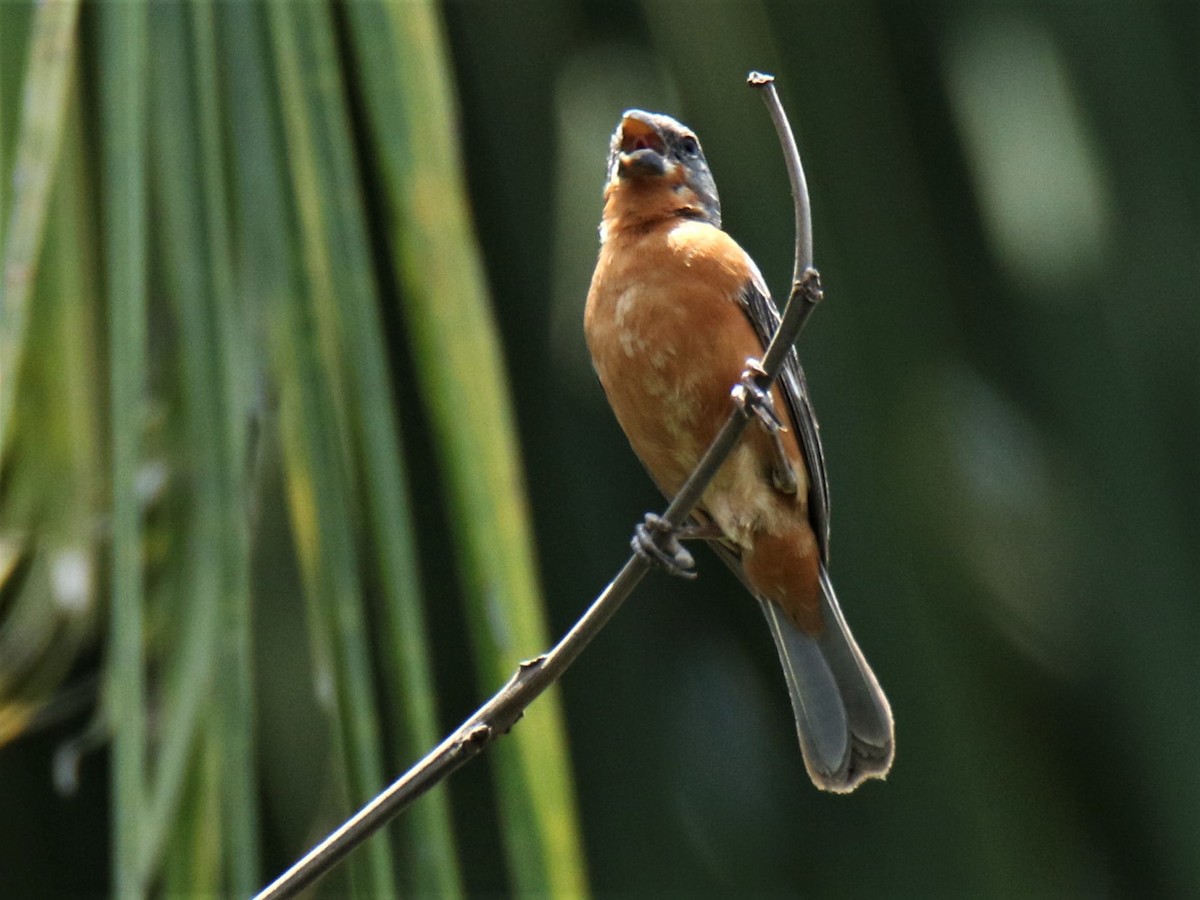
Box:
[584,111,894,792]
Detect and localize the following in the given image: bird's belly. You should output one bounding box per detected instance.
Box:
[588,279,796,549]
[591,283,729,470]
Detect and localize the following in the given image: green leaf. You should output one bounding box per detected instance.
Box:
[99,2,149,895]
[0,0,79,460]
[345,4,588,895]
[266,3,464,895]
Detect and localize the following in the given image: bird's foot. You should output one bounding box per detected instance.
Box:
[632,513,696,579]
[731,359,799,495]
[731,358,783,429]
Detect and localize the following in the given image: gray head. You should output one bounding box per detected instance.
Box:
[605,110,722,227]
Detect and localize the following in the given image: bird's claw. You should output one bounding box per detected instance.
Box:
[632,513,696,579]
[732,359,786,433]
[732,358,799,494]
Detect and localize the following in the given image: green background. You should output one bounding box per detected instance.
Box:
[1,1,1197,896]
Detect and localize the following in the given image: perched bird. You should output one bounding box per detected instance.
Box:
[584,110,894,792]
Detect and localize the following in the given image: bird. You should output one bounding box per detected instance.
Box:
[584,109,894,792]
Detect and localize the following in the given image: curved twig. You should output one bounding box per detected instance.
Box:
[253,71,817,900]
[747,71,812,278]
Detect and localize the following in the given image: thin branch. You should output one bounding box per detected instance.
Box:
[254,71,817,900]
[747,71,812,281]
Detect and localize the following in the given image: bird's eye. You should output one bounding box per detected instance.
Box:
[679,135,700,156]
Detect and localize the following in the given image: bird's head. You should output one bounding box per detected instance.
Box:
[601,110,722,235]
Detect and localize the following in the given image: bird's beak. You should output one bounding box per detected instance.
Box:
[616,112,667,178]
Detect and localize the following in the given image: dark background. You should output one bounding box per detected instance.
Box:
[444,1,1199,894]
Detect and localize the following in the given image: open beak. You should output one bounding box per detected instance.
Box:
[616,112,667,178]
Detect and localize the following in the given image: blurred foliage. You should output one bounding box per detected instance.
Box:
[1,1,581,896]
[2,0,1199,897]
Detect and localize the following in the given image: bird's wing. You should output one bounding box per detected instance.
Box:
[738,270,831,562]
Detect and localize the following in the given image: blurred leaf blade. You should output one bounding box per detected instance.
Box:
[140,4,263,886]
[273,2,466,895]
[4,0,587,895]
[0,0,79,461]
[201,9,353,899]
[345,4,588,895]
[265,4,398,895]
[99,1,149,894]
[161,734,222,897]
[189,2,262,891]
[0,9,100,748]
[210,11,359,890]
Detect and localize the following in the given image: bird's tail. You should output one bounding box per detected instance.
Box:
[760,565,894,793]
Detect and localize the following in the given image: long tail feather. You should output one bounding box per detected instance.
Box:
[761,566,893,793]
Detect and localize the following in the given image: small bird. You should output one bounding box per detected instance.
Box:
[584,110,893,792]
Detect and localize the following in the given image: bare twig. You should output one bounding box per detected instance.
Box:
[254,71,817,900]
[747,71,812,282]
